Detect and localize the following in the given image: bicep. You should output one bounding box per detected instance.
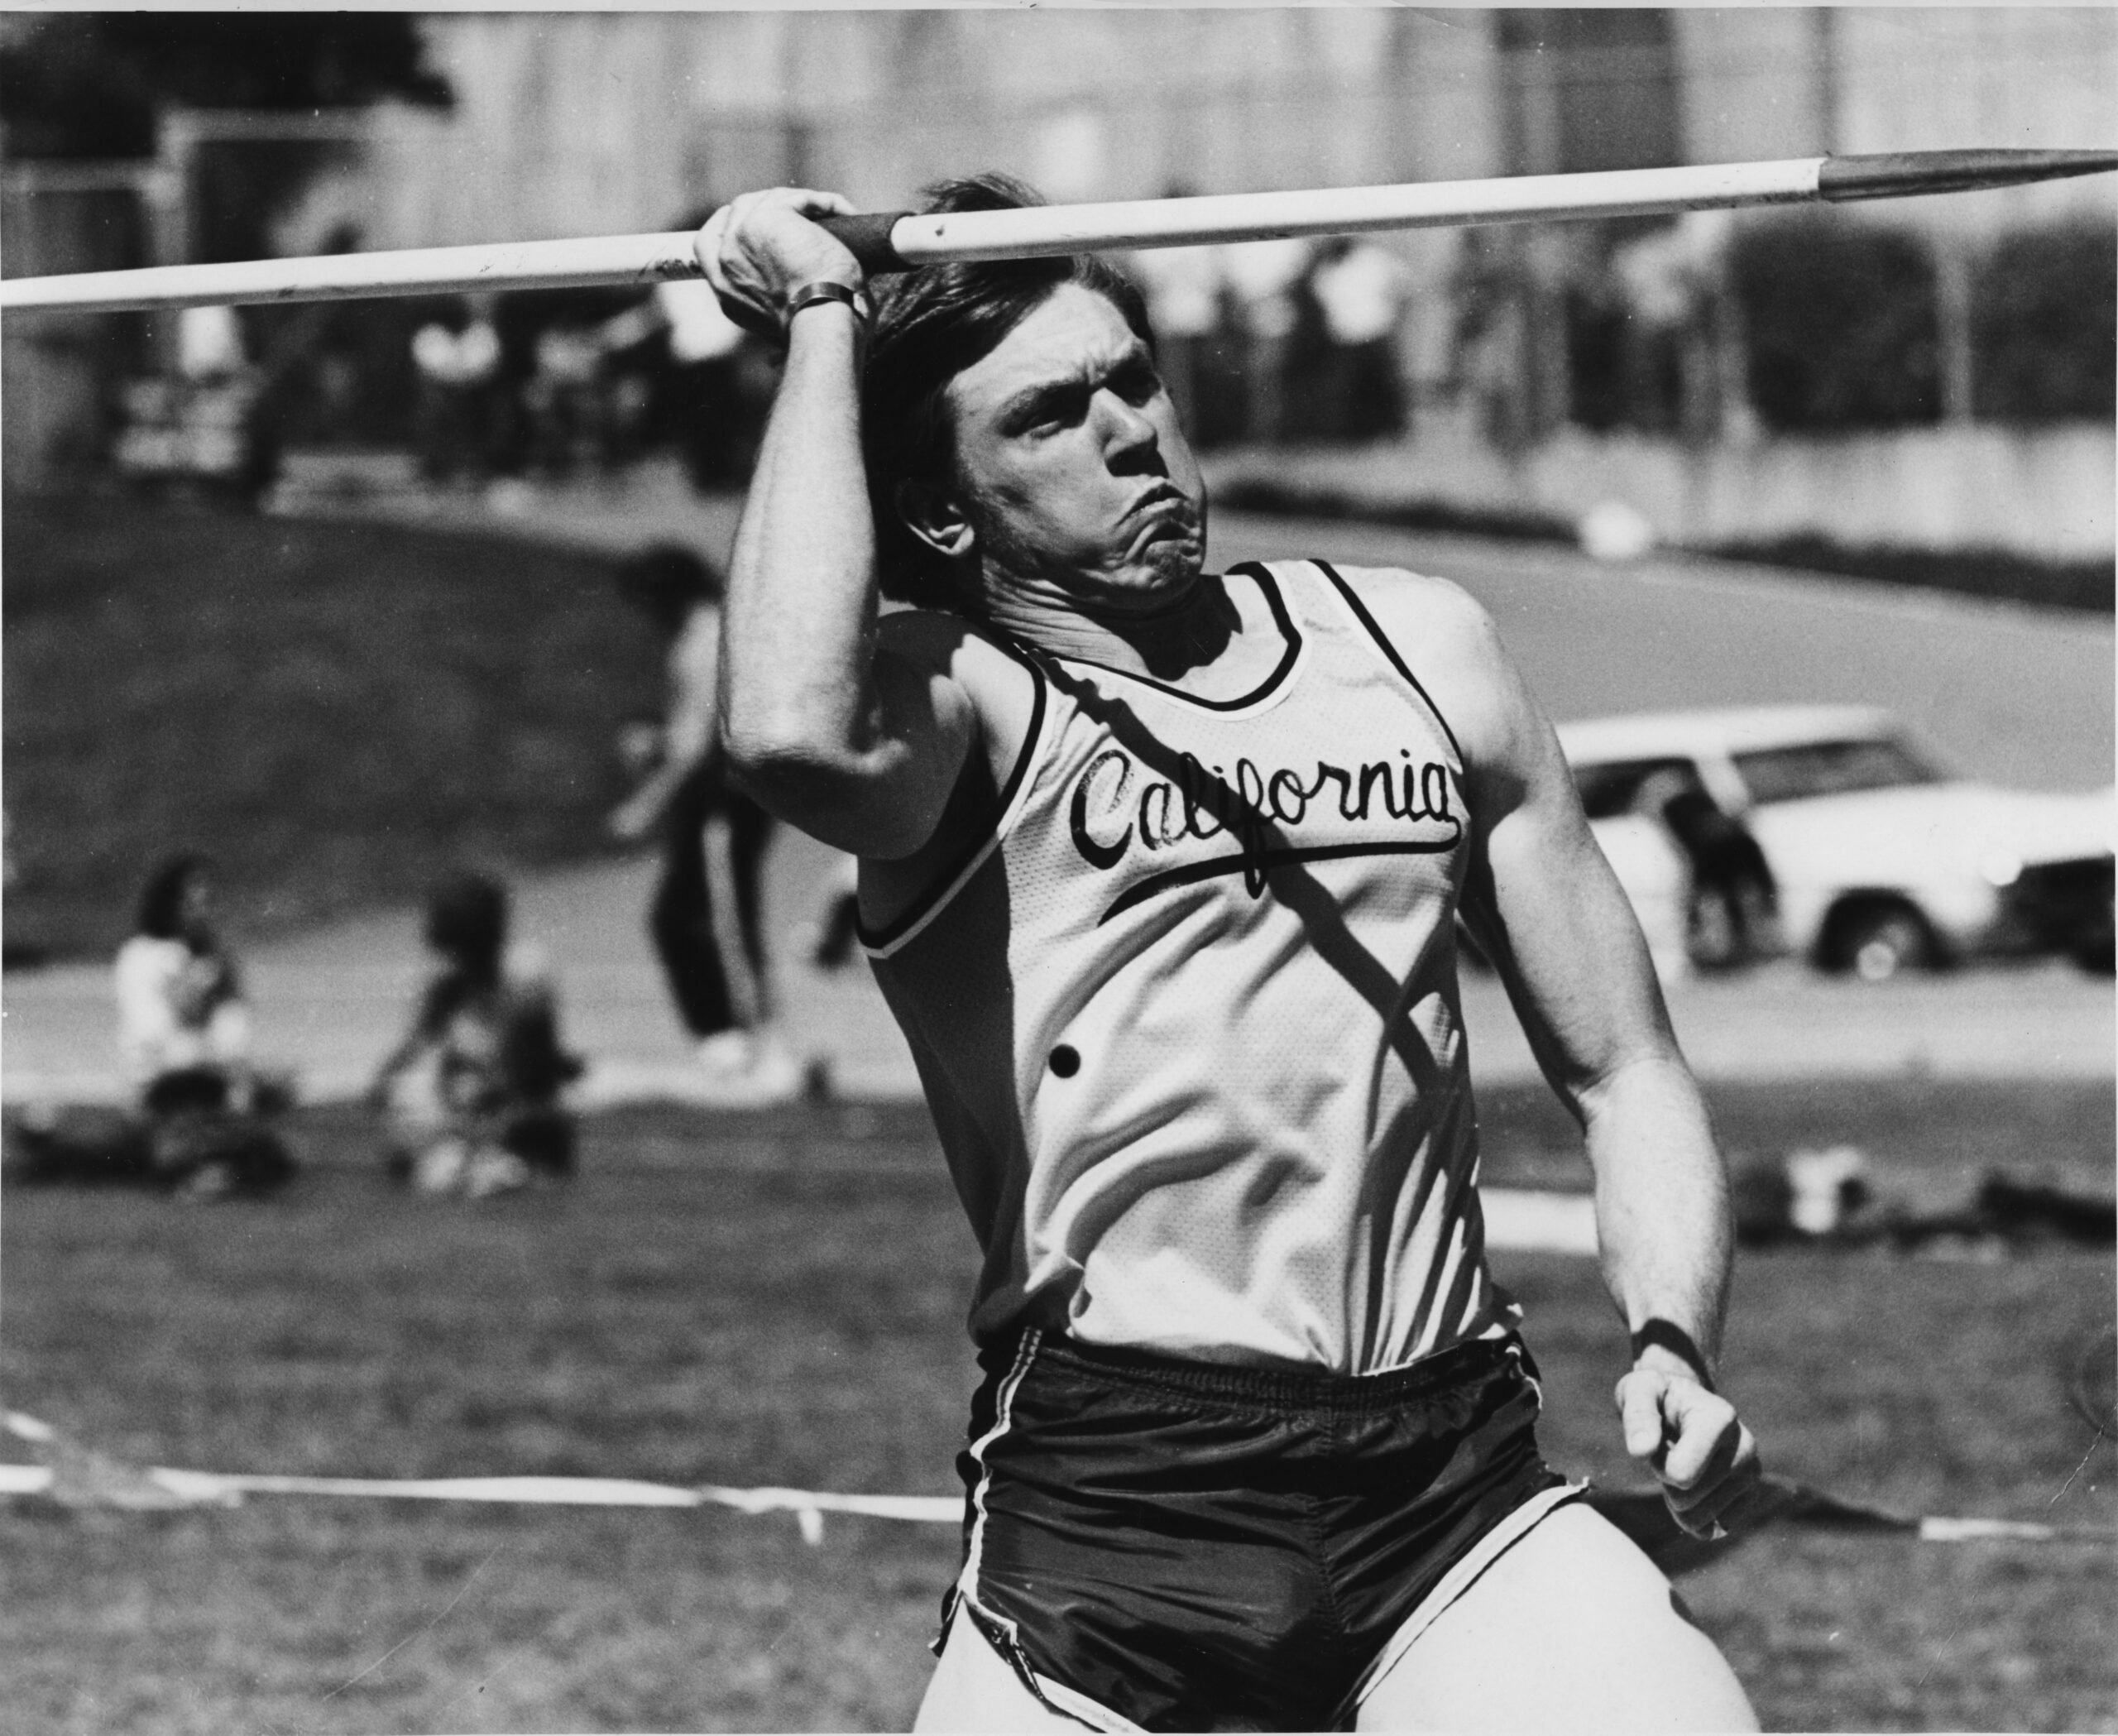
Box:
[1470,755,1676,1096]
[1441,622,1676,1107]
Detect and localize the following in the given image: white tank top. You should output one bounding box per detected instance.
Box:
[864,559,1515,1375]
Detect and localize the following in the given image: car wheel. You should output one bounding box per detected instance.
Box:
[1829,903,1935,981]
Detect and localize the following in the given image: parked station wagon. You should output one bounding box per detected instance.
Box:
[1555,705,2116,979]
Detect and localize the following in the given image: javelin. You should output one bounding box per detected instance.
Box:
[1,147,2112,314]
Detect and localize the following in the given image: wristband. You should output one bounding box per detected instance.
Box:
[784,279,872,333]
[1630,1318,1717,1391]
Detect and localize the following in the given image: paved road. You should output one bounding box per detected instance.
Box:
[7,816,2108,1106]
[328,460,2113,789]
[1220,516,2114,794]
[6,465,2108,1109]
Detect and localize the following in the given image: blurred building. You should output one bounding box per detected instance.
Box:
[262,12,2115,246]
[5,9,2114,558]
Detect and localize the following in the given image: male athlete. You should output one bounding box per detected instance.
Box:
[699,176,1766,1733]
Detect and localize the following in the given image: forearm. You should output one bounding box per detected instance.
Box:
[721,305,882,791]
[618,750,711,829]
[371,1020,429,1084]
[701,189,972,858]
[1579,1052,1734,1373]
[1586,1053,1766,1540]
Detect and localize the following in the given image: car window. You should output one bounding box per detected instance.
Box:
[1571,756,1701,820]
[1732,737,1941,805]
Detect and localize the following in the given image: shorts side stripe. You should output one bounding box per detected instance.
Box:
[1507,1339,1546,1409]
[952,1331,1141,1731]
[1350,1480,1587,1710]
[959,1328,1042,1604]
[1029,1668,1148,1734]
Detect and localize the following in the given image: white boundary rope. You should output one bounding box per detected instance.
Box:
[0,1410,955,1544]
[7,1408,2106,1547]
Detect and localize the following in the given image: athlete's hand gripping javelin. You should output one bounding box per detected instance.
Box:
[695,188,865,333]
[1618,1333,1767,1542]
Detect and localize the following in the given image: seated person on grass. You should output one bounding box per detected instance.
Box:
[91,851,293,1196]
[369,870,583,1196]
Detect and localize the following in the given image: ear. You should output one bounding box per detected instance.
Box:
[894,479,977,563]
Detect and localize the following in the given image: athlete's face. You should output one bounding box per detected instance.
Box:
[932,284,1206,614]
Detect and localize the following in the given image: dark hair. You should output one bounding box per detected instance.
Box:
[861,173,1156,611]
[136,851,212,941]
[616,542,723,629]
[424,870,509,975]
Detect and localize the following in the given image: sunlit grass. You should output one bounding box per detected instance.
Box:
[3,1086,2112,1734]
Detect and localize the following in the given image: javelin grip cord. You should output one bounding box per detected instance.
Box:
[815,211,914,276]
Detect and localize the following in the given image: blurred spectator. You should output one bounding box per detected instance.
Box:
[524,321,609,479]
[113,303,277,503]
[176,305,248,384]
[1451,228,1536,454]
[1636,769,1778,970]
[113,852,294,1196]
[369,870,582,1196]
[801,852,864,974]
[660,278,768,488]
[611,544,801,1100]
[410,296,503,485]
[118,852,254,1104]
[1395,234,1460,428]
[597,220,768,491]
[7,856,293,1196]
[1608,210,1751,445]
[1222,237,1311,444]
[1307,237,1411,441]
[1128,213,1224,440]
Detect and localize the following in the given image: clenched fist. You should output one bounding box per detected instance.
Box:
[1617,1361,1767,1542]
[694,187,864,335]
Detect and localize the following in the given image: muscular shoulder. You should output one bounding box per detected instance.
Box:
[1322,563,1495,650]
[877,608,1042,784]
[1321,565,1532,773]
[877,608,1028,685]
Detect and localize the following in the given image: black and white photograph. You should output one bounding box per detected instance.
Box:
[1,7,2112,1731]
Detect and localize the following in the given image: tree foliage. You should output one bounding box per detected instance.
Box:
[0,14,450,159]
[1971,225,2116,423]
[1732,215,1943,432]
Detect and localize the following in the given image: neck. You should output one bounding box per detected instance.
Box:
[980,570,1243,680]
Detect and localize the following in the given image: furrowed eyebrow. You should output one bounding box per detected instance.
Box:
[995,338,1152,427]
[997,376,1078,425]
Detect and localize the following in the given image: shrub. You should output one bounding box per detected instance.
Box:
[1971,224,2117,423]
[1731,215,1942,431]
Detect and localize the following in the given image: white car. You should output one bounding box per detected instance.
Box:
[1556,705,2116,979]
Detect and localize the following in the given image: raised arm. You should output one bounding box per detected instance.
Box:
[1377,571,1764,1540]
[367,977,447,1105]
[697,190,976,861]
[609,611,720,842]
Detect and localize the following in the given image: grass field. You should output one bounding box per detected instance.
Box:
[2,487,662,961]
[4,1080,2112,1734]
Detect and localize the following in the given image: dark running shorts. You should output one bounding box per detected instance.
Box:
[942,1328,1580,1733]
